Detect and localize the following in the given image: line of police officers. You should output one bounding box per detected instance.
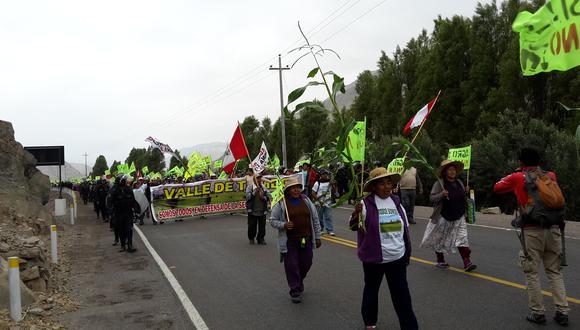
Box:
[80,174,140,252]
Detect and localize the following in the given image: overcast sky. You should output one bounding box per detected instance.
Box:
[1,0,492,166]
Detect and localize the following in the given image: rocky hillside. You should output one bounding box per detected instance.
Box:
[0,120,54,307]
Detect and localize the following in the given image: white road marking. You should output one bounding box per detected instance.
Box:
[134,226,209,330]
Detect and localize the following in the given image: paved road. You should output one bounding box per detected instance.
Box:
[139,208,579,329]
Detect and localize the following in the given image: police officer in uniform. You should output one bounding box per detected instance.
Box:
[112,175,139,252]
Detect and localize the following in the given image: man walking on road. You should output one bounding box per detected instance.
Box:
[245,173,271,245]
[398,156,423,225]
[494,147,569,326]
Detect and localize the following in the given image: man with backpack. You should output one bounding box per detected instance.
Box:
[494,147,569,326]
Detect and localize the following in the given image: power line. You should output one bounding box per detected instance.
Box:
[120,0,384,143]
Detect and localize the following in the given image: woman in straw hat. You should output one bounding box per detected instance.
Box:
[270,175,322,303]
[349,167,417,330]
[420,159,476,272]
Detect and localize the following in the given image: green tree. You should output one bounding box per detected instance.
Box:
[110,160,120,174]
[146,147,165,173]
[125,148,148,170]
[91,155,108,176]
[169,150,187,169]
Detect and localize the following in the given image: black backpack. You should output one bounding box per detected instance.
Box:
[521,169,565,228]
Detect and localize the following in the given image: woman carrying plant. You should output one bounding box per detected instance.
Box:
[420,159,477,272]
[349,167,418,330]
[270,176,322,303]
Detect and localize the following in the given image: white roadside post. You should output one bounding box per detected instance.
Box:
[50,225,58,264]
[8,257,22,321]
[69,205,75,225]
[54,199,66,218]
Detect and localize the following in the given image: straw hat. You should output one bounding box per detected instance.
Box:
[363,167,401,192]
[437,159,464,178]
[284,176,303,192]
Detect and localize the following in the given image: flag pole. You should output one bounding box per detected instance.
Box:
[237,121,251,161]
[409,90,441,145]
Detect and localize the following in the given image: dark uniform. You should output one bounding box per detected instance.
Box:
[112,176,139,252]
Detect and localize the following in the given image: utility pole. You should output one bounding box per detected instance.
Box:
[269,54,290,169]
[82,153,88,178]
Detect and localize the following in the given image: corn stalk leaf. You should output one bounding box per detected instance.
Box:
[307,67,319,78]
[286,81,324,108]
[332,74,346,97]
[332,179,356,208]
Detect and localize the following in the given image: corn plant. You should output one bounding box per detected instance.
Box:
[284,22,363,208]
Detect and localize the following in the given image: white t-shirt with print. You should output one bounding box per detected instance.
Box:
[312,181,331,207]
[362,195,406,263]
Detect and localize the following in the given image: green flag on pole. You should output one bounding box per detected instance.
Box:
[142,166,149,175]
[448,145,472,170]
[129,162,136,174]
[512,0,580,75]
[117,164,129,174]
[213,159,223,169]
[269,154,280,171]
[270,177,285,208]
[387,158,405,174]
[342,119,366,162]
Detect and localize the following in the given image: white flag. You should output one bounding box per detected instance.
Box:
[249,141,270,174]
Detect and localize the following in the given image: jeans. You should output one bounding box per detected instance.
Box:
[317,205,334,233]
[362,258,418,329]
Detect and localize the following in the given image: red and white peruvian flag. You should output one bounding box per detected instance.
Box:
[222,123,250,173]
[403,92,441,136]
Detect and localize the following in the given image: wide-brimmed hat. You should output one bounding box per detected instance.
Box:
[284,176,303,192]
[437,159,464,178]
[363,167,401,192]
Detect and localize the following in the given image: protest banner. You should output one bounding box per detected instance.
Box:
[150,173,301,222]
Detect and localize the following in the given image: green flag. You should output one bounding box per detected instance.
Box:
[512,0,580,75]
[129,162,136,174]
[165,166,180,177]
[270,177,285,208]
[142,166,149,175]
[117,164,129,174]
[269,154,280,170]
[387,158,405,175]
[104,169,110,176]
[448,145,472,170]
[218,171,228,180]
[342,119,366,162]
[213,160,223,169]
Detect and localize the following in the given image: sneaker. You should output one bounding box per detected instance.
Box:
[328,232,336,236]
[464,263,477,272]
[257,240,267,245]
[554,311,568,326]
[112,241,118,246]
[126,247,137,253]
[365,326,377,329]
[436,262,450,269]
[291,295,302,303]
[409,219,417,224]
[249,239,255,245]
[119,246,126,252]
[526,312,547,324]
